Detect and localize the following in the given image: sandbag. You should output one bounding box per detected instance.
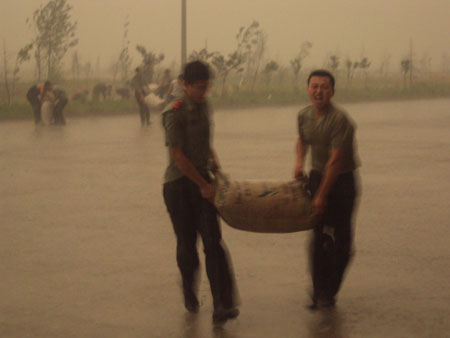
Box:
[213,171,315,233]
[41,101,54,125]
[144,92,165,110]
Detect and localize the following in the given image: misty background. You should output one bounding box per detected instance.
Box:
[1,0,449,77]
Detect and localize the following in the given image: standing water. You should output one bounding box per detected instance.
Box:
[1,99,449,337]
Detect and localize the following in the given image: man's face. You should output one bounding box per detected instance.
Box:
[184,80,209,103]
[307,76,334,110]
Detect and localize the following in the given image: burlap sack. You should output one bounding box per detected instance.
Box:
[41,101,54,125]
[213,171,315,233]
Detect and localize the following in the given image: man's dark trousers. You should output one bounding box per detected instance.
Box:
[308,170,357,301]
[135,92,150,125]
[163,175,236,310]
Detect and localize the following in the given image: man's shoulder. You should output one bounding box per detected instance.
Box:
[162,99,187,124]
[329,103,351,121]
[297,105,314,119]
[163,99,184,113]
[328,103,356,129]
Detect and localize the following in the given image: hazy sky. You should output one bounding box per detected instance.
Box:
[1,0,449,73]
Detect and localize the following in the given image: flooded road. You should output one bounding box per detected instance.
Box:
[1,99,449,337]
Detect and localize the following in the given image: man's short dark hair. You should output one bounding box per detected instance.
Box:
[183,61,211,84]
[307,69,335,89]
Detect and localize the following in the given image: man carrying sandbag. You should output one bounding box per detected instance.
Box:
[293,69,360,310]
[161,61,240,324]
[26,80,52,125]
[131,66,151,126]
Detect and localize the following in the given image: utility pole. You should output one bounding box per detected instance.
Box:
[181,0,187,69]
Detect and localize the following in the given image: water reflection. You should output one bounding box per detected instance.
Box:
[307,308,347,338]
[181,312,200,338]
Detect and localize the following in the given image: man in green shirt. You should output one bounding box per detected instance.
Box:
[294,69,360,309]
[162,61,239,324]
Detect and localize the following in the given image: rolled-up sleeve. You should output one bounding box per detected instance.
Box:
[163,110,184,147]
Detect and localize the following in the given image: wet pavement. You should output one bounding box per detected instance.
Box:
[1,99,449,337]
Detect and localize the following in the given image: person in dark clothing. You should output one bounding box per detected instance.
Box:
[26,81,52,125]
[293,69,360,309]
[92,82,112,101]
[131,67,150,125]
[162,61,240,324]
[52,88,68,125]
[156,68,172,98]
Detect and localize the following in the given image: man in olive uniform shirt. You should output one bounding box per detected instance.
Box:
[294,69,360,309]
[162,61,239,324]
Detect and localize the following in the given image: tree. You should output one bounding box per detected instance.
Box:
[400,58,411,89]
[344,58,359,87]
[233,21,265,91]
[136,45,164,83]
[211,51,244,96]
[290,41,312,87]
[118,17,132,83]
[70,50,80,79]
[262,60,279,86]
[359,57,371,88]
[28,0,78,80]
[1,42,32,105]
[83,60,92,79]
[2,42,11,105]
[328,55,340,74]
[188,47,216,64]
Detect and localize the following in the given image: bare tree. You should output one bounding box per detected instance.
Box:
[118,17,132,83]
[233,21,265,90]
[400,58,411,89]
[262,60,279,87]
[71,50,80,80]
[290,41,312,87]
[136,45,164,83]
[344,58,359,88]
[359,57,371,88]
[328,55,340,74]
[211,51,243,96]
[27,0,78,80]
[2,41,11,105]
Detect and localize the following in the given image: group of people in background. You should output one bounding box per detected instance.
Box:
[131,65,184,126]
[26,66,182,127]
[26,81,67,126]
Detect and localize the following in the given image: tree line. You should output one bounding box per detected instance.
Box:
[1,0,449,106]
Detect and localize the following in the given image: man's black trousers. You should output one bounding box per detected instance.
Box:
[163,176,237,310]
[135,92,150,125]
[308,170,358,301]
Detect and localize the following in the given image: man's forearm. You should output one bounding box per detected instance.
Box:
[316,155,342,199]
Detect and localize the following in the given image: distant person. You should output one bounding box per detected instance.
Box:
[293,69,360,309]
[92,82,112,101]
[52,88,68,125]
[131,67,150,125]
[116,87,131,99]
[72,90,89,103]
[157,68,172,98]
[26,81,52,125]
[163,74,184,103]
[162,61,240,324]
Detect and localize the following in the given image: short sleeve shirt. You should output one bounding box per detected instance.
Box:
[162,96,211,183]
[297,103,359,174]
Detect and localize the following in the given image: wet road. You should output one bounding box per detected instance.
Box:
[1,99,449,337]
